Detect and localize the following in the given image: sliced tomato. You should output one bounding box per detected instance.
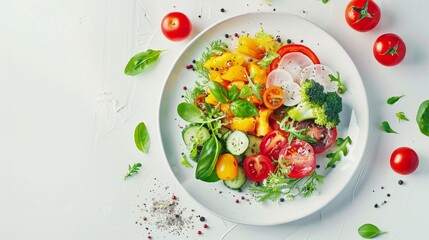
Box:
[194,93,208,112]
[243,154,275,182]
[263,86,284,109]
[278,140,316,178]
[268,44,321,73]
[296,120,338,154]
[259,130,289,160]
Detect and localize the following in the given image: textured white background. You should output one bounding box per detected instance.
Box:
[1,0,428,239]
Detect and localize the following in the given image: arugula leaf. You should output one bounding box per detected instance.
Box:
[258,51,279,68]
[328,71,347,94]
[358,223,387,239]
[326,136,352,169]
[194,40,228,80]
[181,155,193,168]
[124,163,142,180]
[396,112,409,122]
[387,95,404,105]
[124,49,165,76]
[238,85,252,98]
[246,73,263,100]
[381,121,398,134]
[134,122,150,153]
[278,117,316,143]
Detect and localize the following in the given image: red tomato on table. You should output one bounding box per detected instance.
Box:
[161,12,192,41]
[390,147,419,175]
[373,33,406,66]
[345,0,381,32]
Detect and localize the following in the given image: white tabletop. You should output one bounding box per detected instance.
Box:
[1,0,428,239]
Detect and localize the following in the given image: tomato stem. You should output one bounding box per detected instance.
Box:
[352,0,374,23]
[382,42,399,56]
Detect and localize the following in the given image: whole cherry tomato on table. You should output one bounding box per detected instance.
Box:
[373,33,406,66]
[390,147,419,175]
[345,0,381,32]
[161,12,192,41]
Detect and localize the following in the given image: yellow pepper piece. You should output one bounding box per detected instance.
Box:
[229,117,256,134]
[248,63,267,85]
[236,36,265,59]
[205,88,218,105]
[209,70,224,83]
[221,65,247,82]
[256,108,273,137]
[204,52,244,72]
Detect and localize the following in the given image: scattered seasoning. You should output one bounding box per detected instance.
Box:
[316,164,320,169]
[199,216,205,222]
[300,39,304,43]
[183,86,187,90]
[287,39,292,44]
[185,64,193,70]
[384,200,387,204]
[197,230,202,235]
[203,224,208,229]
[225,33,229,38]
[234,33,239,38]
[273,8,276,11]
[280,198,285,202]
[192,59,196,64]
[398,180,404,185]
[172,195,177,200]
[387,193,391,197]
[220,8,225,12]
[374,204,379,208]
[198,15,201,18]
[241,196,245,200]
[235,199,240,203]
[381,186,384,189]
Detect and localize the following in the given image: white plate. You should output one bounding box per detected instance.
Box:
[159,12,369,225]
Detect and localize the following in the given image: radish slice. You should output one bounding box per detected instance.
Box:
[282,81,302,106]
[277,52,314,84]
[266,69,294,88]
[299,64,338,92]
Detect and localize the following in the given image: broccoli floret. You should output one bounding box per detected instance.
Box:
[287,79,343,129]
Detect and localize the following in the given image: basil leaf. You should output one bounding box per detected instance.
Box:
[416,100,429,137]
[387,95,404,105]
[230,100,259,118]
[124,49,165,76]
[396,112,409,122]
[208,81,229,103]
[239,85,252,98]
[228,85,240,102]
[177,103,205,123]
[195,136,222,182]
[358,223,387,239]
[134,122,150,153]
[381,121,398,134]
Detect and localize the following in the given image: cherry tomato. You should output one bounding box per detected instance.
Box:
[373,33,406,66]
[278,140,316,178]
[345,0,381,32]
[216,154,239,180]
[194,93,208,112]
[390,147,419,175]
[161,12,192,41]
[243,154,275,182]
[259,130,289,160]
[263,86,284,109]
[296,120,338,154]
[268,44,320,73]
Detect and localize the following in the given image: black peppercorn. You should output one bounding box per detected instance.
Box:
[398,180,404,185]
[220,8,225,13]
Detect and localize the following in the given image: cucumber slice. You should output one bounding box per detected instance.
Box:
[244,135,262,156]
[226,130,249,155]
[182,124,210,146]
[224,167,247,190]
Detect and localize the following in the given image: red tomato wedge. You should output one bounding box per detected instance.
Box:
[268,44,321,73]
[278,140,316,178]
[259,130,289,160]
[243,154,275,182]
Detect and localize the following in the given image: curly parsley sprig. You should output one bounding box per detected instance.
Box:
[124,163,142,180]
[194,40,228,80]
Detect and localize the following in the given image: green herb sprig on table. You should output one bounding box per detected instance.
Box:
[124,163,142,180]
[124,49,165,76]
[381,121,398,134]
[358,223,387,239]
